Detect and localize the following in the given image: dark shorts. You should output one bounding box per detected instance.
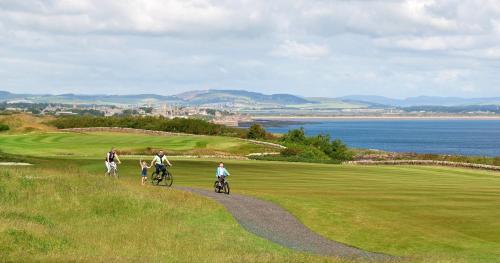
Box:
[155,164,166,172]
[141,172,148,177]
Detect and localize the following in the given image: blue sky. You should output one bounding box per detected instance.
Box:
[1,0,500,98]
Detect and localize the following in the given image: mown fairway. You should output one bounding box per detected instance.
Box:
[73,158,500,263]
[1,131,500,262]
[0,131,275,157]
[165,160,500,262]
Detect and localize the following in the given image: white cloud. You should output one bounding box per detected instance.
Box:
[0,0,266,36]
[434,69,466,83]
[455,46,500,59]
[1,0,500,97]
[374,35,481,51]
[272,40,329,59]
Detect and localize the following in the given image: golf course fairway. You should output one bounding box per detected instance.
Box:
[1,131,499,262]
[0,131,276,157]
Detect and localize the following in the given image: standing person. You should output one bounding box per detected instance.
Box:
[150,150,172,179]
[139,160,151,185]
[216,162,230,184]
[105,148,121,177]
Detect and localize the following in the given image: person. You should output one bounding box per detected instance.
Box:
[216,162,230,185]
[139,160,151,185]
[150,150,172,179]
[105,148,121,176]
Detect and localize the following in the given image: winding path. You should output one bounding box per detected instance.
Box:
[176,186,395,262]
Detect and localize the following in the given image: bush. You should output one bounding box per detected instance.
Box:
[328,139,354,161]
[296,146,331,161]
[279,128,353,163]
[280,146,302,157]
[0,123,9,132]
[246,124,267,139]
[281,128,307,144]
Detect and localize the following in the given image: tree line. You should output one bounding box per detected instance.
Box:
[49,116,246,137]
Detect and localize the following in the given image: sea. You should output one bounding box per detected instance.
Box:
[263,119,500,157]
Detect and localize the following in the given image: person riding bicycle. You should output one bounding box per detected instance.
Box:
[150,150,172,179]
[105,147,121,176]
[216,162,230,184]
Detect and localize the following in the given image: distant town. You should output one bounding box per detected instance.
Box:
[1,89,499,127]
[0,100,253,127]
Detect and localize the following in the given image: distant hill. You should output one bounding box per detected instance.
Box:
[339,95,401,107]
[0,91,182,105]
[2,90,499,108]
[0,91,28,100]
[340,95,500,107]
[0,89,314,107]
[173,89,312,106]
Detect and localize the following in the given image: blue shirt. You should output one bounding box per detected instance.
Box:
[216,167,230,177]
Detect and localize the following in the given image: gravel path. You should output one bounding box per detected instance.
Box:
[176,186,396,262]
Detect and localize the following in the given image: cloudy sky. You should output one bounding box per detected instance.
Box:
[1,0,500,98]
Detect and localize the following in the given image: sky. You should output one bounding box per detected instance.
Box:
[1,0,500,98]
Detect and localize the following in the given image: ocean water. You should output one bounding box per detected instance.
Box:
[265,119,500,157]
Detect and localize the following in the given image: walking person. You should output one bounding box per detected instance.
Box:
[139,159,151,185]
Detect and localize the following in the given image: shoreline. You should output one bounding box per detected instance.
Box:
[252,115,500,121]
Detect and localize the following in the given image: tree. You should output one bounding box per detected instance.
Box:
[247,124,267,139]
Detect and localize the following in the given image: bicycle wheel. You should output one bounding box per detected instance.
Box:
[223,182,230,195]
[151,172,160,186]
[214,181,219,193]
[163,171,173,187]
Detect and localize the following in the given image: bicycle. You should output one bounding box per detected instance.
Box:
[107,162,119,178]
[151,165,173,187]
[214,176,230,195]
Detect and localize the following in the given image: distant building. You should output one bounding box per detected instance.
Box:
[104,108,123,117]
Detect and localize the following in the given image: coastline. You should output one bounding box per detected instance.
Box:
[252,116,500,157]
[252,115,500,121]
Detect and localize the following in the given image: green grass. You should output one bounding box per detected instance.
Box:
[0,162,331,262]
[2,131,500,262]
[73,157,500,262]
[166,159,500,262]
[0,131,275,157]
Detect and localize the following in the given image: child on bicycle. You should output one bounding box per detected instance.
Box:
[216,162,230,184]
[140,160,151,185]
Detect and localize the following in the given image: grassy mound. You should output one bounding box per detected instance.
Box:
[0,114,55,133]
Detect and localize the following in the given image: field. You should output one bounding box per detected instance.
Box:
[1,130,500,262]
[1,158,339,262]
[292,97,368,109]
[0,132,276,157]
[172,160,500,262]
